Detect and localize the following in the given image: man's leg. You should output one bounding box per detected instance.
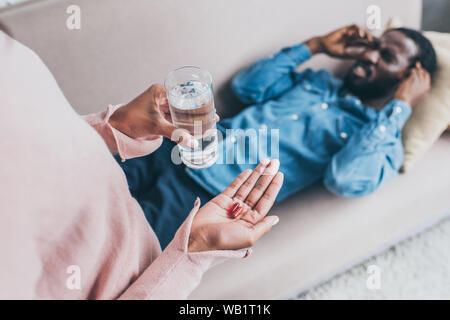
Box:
[115,139,213,249]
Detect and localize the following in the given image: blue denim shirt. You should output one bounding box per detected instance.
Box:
[186,43,411,200]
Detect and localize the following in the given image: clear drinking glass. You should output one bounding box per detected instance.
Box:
[164,66,218,169]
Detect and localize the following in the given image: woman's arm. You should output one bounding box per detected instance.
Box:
[120,160,283,299]
[118,198,248,299]
[82,104,163,161]
[82,84,198,162]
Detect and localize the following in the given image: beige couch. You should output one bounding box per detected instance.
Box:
[1,0,449,299]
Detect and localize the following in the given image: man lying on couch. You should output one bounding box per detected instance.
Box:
[111,25,437,248]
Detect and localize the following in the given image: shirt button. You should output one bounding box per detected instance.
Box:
[305,84,312,91]
[355,99,362,105]
[395,106,402,114]
[230,136,237,143]
[321,103,329,110]
[260,124,268,130]
[379,125,386,133]
[340,132,348,139]
[291,114,298,120]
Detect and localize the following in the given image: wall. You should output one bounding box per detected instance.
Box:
[423,0,450,32]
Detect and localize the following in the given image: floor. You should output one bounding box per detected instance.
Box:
[295,218,450,299]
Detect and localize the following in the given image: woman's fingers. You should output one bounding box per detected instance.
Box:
[253,172,284,217]
[140,84,198,149]
[156,89,169,107]
[234,159,271,201]
[246,215,280,245]
[221,215,279,250]
[159,124,198,149]
[229,216,280,249]
[222,169,253,198]
[244,159,280,209]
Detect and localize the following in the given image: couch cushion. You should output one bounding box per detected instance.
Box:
[401,31,450,172]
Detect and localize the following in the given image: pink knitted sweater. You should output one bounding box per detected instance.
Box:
[0,31,248,299]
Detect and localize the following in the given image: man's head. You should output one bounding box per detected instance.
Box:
[344,28,437,100]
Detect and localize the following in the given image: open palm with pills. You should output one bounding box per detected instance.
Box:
[188,159,283,252]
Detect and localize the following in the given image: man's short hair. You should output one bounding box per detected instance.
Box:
[389,27,438,77]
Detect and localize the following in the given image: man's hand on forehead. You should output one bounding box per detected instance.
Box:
[345,25,376,45]
[305,24,378,59]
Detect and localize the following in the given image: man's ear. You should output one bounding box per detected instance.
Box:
[398,63,415,80]
[401,58,420,79]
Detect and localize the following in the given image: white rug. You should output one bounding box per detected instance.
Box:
[296,218,450,300]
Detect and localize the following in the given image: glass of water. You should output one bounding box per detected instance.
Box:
[164,66,218,169]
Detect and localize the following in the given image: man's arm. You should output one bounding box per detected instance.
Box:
[232,24,375,105]
[231,43,313,105]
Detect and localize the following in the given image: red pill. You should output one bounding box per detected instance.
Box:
[228,202,240,217]
[233,207,244,219]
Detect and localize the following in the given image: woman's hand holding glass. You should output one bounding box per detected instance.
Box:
[109,84,219,149]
